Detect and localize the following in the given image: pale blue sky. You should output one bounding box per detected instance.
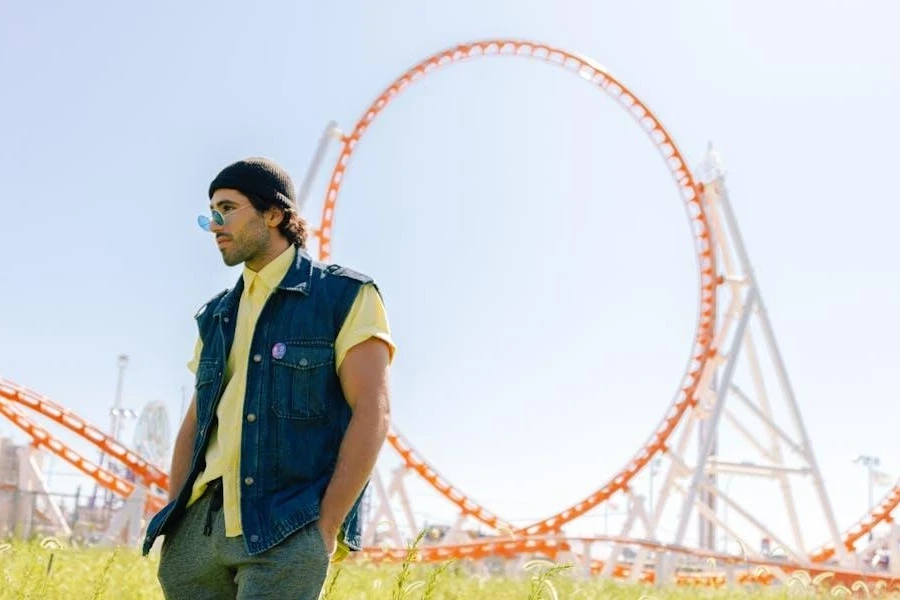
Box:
[1,1,898,551]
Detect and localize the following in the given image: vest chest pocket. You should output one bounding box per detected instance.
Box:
[270,342,334,422]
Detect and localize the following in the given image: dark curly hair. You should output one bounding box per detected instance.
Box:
[246,194,309,249]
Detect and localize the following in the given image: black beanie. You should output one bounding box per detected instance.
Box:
[208,157,296,209]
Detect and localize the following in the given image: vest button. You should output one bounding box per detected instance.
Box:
[224,317,230,323]
[299,358,308,367]
[246,413,256,423]
[250,535,259,543]
[252,353,262,363]
[244,477,254,486]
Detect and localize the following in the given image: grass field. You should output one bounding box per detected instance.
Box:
[2,538,896,599]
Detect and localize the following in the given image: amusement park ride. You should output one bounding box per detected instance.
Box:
[1,39,898,589]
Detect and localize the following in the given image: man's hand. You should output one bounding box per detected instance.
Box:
[317,518,339,557]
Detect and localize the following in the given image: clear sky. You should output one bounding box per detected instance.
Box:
[1,1,898,555]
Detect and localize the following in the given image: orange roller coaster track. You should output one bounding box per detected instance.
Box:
[363,534,900,589]
[0,378,168,514]
[313,38,900,572]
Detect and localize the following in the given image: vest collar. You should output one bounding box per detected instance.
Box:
[276,245,314,295]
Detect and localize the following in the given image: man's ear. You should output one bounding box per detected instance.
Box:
[266,206,286,228]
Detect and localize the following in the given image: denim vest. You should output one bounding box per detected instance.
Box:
[142,247,374,556]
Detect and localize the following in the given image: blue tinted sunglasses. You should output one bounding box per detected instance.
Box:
[197,204,251,231]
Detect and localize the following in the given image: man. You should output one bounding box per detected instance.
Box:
[142,157,395,599]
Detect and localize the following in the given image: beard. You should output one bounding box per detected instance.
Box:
[218,221,269,266]
[220,246,248,266]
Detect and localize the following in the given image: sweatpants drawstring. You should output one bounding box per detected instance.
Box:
[202,479,223,536]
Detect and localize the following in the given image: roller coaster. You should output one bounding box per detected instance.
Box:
[2,39,898,590]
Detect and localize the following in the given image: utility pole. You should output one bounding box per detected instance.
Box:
[109,354,130,443]
[93,354,132,510]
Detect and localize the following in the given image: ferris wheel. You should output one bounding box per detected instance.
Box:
[132,401,172,471]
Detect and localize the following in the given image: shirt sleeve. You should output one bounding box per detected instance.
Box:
[187,337,203,375]
[334,283,396,372]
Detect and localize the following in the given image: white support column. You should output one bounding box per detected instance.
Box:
[579,540,593,579]
[671,286,757,550]
[100,486,146,546]
[16,446,72,539]
[602,493,644,577]
[888,524,900,575]
[653,414,699,526]
[742,330,806,553]
[126,487,146,545]
[388,466,419,538]
[296,120,342,213]
[627,413,698,584]
[16,446,36,539]
[712,175,849,566]
[441,514,469,546]
[362,468,405,548]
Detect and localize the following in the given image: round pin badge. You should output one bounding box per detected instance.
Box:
[272,342,287,360]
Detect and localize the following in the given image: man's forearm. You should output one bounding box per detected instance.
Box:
[168,419,197,502]
[319,402,390,533]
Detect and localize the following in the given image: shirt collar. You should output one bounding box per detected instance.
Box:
[242,243,296,294]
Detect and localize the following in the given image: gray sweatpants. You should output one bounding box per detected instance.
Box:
[157,483,330,599]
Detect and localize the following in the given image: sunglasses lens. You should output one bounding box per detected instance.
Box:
[197,210,227,232]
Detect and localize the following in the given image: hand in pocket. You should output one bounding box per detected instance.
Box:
[316,521,337,557]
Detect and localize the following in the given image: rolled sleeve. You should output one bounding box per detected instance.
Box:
[334,283,396,372]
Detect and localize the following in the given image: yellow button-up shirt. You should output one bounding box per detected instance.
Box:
[185,244,394,555]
